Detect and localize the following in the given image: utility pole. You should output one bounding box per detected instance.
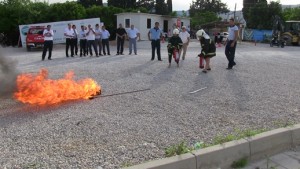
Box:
[234,3,236,21]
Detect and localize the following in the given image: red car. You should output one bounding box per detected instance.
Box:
[25,26,45,51]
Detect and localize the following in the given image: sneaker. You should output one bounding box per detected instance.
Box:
[202,70,207,73]
[226,67,232,70]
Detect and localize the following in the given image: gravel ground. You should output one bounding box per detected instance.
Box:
[0,40,300,169]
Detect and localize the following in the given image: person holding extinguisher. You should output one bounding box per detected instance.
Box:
[167,29,183,68]
[196,29,216,73]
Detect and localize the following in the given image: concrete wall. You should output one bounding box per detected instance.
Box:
[124,125,300,169]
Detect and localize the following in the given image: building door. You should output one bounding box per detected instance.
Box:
[163,20,168,33]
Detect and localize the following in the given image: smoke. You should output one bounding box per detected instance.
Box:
[0,48,19,98]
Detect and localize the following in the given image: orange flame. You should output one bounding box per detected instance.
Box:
[14,69,101,105]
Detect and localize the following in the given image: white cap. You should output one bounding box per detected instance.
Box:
[173,29,180,35]
[196,29,205,37]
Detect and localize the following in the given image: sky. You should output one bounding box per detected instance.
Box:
[45,0,300,11]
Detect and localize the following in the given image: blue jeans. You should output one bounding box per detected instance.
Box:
[129,38,137,54]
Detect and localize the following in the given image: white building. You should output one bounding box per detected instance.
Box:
[116,12,190,40]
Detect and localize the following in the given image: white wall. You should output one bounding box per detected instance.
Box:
[116,13,190,40]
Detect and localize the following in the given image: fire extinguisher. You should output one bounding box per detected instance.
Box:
[162,36,165,43]
[173,48,179,63]
[198,53,204,69]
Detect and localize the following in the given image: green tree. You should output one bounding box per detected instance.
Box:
[86,6,123,39]
[189,0,229,17]
[191,11,220,29]
[242,0,259,23]
[283,7,300,20]
[155,0,168,15]
[26,2,50,23]
[136,0,155,12]
[247,0,282,29]
[167,0,172,13]
[0,0,33,45]
[107,0,136,8]
[78,0,103,8]
[48,2,86,22]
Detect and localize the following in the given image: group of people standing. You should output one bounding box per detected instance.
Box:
[41,19,239,74]
[65,23,111,57]
[66,23,140,57]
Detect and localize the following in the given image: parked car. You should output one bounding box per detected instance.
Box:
[25,26,45,51]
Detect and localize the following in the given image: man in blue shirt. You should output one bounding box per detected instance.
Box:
[148,22,163,61]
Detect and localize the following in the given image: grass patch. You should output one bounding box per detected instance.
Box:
[120,161,133,167]
[231,157,248,168]
[165,128,268,157]
[165,141,191,157]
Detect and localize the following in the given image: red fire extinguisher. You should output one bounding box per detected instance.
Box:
[162,36,165,43]
[198,53,204,69]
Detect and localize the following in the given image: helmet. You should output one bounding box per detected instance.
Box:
[173,29,180,35]
[196,29,205,37]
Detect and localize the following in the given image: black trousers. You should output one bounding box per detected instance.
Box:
[71,38,78,55]
[102,39,110,55]
[151,40,161,60]
[42,40,53,60]
[95,38,102,55]
[87,40,98,56]
[80,39,87,56]
[225,40,237,67]
[65,38,72,57]
[117,37,125,54]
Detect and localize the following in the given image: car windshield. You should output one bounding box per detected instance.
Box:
[28,28,44,35]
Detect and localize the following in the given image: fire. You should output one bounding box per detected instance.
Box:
[14,69,101,105]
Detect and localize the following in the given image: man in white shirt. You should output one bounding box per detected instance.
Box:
[64,23,75,57]
[101,25,110,55]
[86,24,98,57]
[95,24,102,56]
[79,25,87,57]
[71,24,78,56]
[179,26,190,60]
[225,18,239,69]
[127,24,140,55]
[42,25,54,61]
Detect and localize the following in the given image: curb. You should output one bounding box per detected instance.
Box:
[123,124,300,169]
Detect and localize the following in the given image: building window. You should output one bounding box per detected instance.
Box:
[147,18,151,29]
[125,19,130,28]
